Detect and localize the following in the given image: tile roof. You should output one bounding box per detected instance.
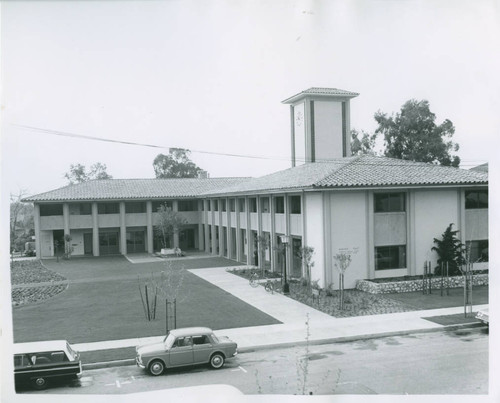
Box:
[282,87,359,103]
[23,177,251,202]
[204,155,488,196]
[23,156,488,202]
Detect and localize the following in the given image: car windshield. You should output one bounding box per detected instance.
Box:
[211,333,219,343]
[164,333,176,348]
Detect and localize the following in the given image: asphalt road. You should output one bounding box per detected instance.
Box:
[16,327,488,396]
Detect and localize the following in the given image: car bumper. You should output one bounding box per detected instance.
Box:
[136,357,145,369]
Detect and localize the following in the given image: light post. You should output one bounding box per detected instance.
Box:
[280,235,290,295]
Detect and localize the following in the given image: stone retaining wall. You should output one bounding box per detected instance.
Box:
[356,274,488,294]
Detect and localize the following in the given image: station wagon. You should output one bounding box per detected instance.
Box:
[13,340,82,390]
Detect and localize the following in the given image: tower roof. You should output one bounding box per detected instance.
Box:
[282,87,359,104]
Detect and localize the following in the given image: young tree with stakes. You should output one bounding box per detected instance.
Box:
[154,204,187,251]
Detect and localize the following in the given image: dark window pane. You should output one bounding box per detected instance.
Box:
[125,202,146,213]
[40,204,63,216]
[465,190,488,209]
[178,200,197,211]
[466,240,488,262]
[249,198,257,213]
[290,196,301,214]
[238,198,245,212]
[374,193,405,213]
[275,197,285,214]
[375,245,406,270]
[260,197,270,213]
[230,199,236,212]
[98,203,119,214]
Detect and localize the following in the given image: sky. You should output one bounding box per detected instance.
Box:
[1,0,499,199]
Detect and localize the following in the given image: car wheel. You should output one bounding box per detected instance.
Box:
[149,360,165,376]
[32,377,48,390]
[210,353,225,369]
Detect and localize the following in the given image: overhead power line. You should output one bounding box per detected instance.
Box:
[11,123,488,168]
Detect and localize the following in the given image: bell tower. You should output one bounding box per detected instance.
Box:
[282,87,359,166]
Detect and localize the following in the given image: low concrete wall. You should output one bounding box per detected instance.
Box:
[356,274,488,294]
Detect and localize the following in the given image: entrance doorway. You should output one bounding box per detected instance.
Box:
[179,228,196,250]
[53,230,65,257]
[292,237,302,278]
[99,232,119,255]
[84,233,93,255]
[126,230,145,254]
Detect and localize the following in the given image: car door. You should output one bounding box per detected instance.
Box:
[168,336,194,367]
[192,335,213,364]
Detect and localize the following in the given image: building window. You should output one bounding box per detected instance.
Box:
[466,240,488,263]
[230,199,236,212]
[290,196,301,214]
[79,203,92,215]
[98,203,120,214]
[249,198,257,213]
[125,202,146,213]
[212,200,218,211]
[238,198,245,212]
[375,245,406,270]
[465,190,488,209]
[275,197,285,214]
[260,197,270,213]
[152,201,172,211]
[178,200,197,211]
[374,193,405,213]
[220,199,227,212]
[40,204,63,216]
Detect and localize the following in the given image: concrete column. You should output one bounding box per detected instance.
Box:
[63,203,70,237]
[245,197,251,265]
[235,198,242,262]
[284,194,291,279]
[34,204,42,259]
[198,200,204,251]
[120,201,127,255]
[270,195,276,271]
[146,201,154,254]
[204,200,210,253]
[92,202,100,256]
[256,195,263,269]
[226,197,232,259]
[211,200,217,255]
[218,199,224,257]
[301,191,307,277]
[173,200,179,248]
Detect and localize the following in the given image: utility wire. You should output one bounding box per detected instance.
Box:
[11,123,488,168]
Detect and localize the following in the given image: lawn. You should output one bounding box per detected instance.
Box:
[11,256,281,344]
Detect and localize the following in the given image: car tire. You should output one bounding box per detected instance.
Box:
[149,360,165,376]
[210,353,225,369]
[32,377,48,390]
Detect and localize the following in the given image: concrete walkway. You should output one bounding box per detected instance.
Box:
[73,266,487,354]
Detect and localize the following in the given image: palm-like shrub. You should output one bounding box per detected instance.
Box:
[431,223,465,275]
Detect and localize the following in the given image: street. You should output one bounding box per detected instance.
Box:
[17,328,488,395]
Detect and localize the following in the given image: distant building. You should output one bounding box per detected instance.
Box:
[470,163,488,173]
[23,88,488,289]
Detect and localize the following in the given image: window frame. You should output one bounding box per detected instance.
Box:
[374,193,406,213]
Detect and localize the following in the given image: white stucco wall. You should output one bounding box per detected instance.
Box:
[413,189,460,274]
[329,191,369,289]
[314,101,343,161]
[304,192,325,286]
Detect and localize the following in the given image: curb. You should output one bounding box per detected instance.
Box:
[82,322,485,370]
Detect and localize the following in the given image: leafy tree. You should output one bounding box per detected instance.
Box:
[153,148,204,178]
[297,246,315,286]
[350,129,377,155]
[64,162,112,184]
[154,204,187,249]
[10,191,34,252]
[431,223,465,275]
[374,99,460,166]
[255,234,270,275]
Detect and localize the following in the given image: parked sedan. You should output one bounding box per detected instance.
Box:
[476,308,489,325]
[136,327,238,376]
